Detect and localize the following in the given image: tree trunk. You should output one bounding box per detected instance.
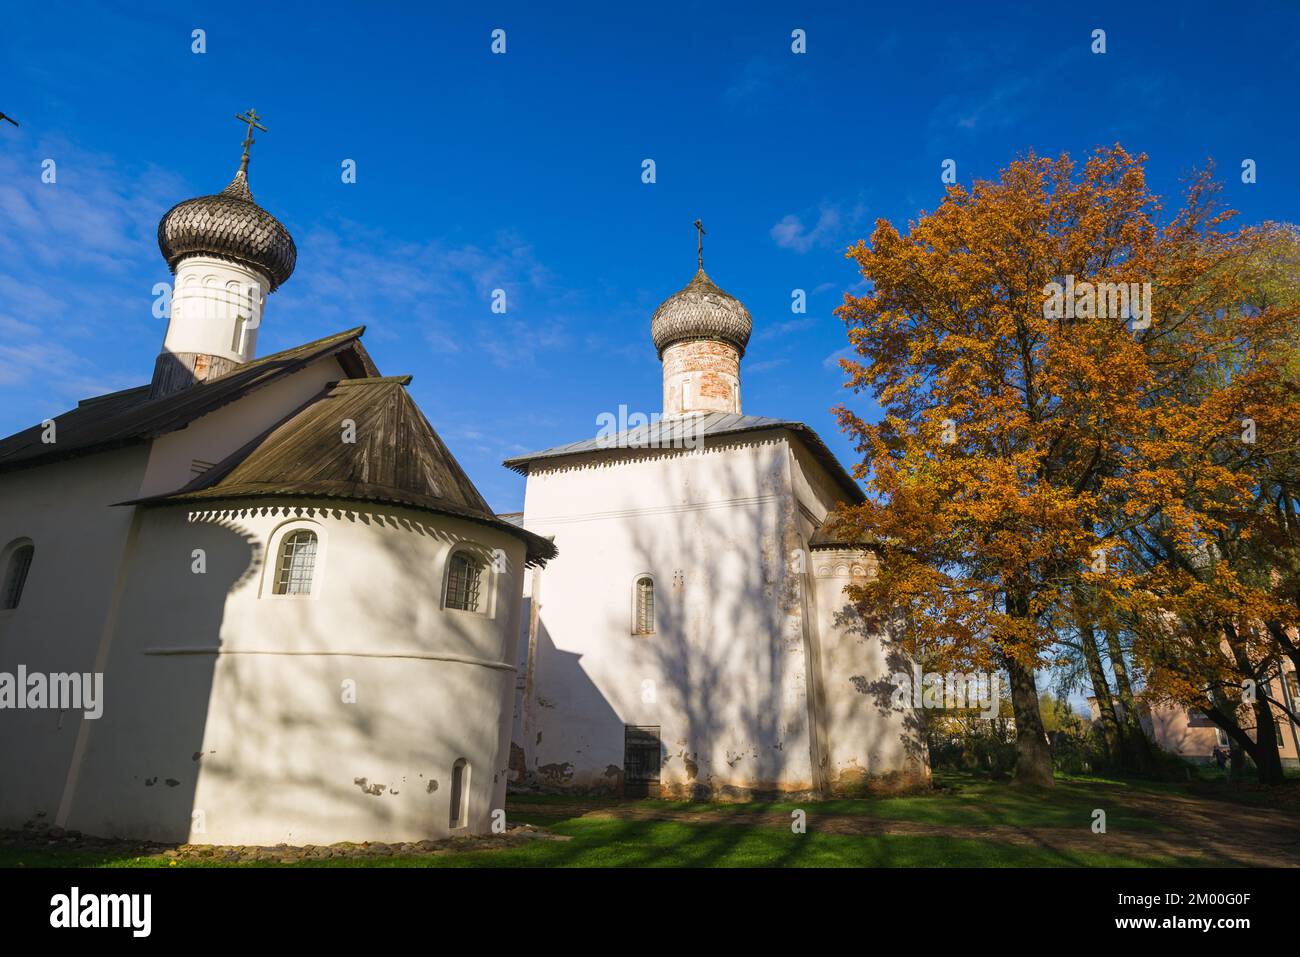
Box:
[1078,616,1122,764]
[1004,654,1054,787]
[1249,696,1287,785]
[1222,621,1287,785]
[1105,627,1155,773]
[1206,699,1283,786]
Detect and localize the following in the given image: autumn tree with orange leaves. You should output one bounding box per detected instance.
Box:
[1118,222,1300,783]
[832,146,1299,786]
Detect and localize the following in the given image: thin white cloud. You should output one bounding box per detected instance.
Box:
[0,137,182,415]
[268,218,574,370]
[724,57,780,105]
[822,346,855,371]
[770,199,867,253]
[771,207,841,253]
[756,315,819,341]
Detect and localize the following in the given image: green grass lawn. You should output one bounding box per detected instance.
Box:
[507,770,1169,832]
[431,819,1204,868]
[3,770,1283,868]
[0,817,1207,869]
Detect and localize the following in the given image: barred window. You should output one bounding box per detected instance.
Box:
[2,543,34,610]
[445,552,483,612]
[633,575,654,635]
[273,530,318,596]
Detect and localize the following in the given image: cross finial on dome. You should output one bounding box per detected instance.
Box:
[693,219,706,270]
[234,108,267,175]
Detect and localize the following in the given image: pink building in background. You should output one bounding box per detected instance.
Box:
[1089,667,1300,768]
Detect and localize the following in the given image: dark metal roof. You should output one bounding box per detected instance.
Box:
[650,268,753,357]
[125,377,558,566]
[503,412,864,504]
[157,169,297,290]
[0,327,376,476]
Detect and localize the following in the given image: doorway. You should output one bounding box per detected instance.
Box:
[623,725,661,798]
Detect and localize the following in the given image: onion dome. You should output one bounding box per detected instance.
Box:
[157,168,297,291]
[650,267,753,358]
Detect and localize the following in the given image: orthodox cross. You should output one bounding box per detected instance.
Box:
[693,219,705,269]
[234,108,267,174]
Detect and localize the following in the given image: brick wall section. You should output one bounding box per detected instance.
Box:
[662,339,741,415]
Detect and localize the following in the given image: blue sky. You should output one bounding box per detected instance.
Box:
[2,0,1299,512]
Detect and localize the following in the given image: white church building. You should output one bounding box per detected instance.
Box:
[503,251,928,800]
[0,135,554,847]
[0,125,925,847]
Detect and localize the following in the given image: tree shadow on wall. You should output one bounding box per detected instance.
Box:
[516,435,931,864]
[61,505,257,843]
[67,500,532,845]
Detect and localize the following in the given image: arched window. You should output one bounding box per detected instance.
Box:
[445,551,484,612]
[272,529,318,596]
[449,758,469,828]
[633,575,655,635]
[1,541,34,610]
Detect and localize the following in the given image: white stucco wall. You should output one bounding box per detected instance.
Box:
[513,428,928,798]
[0,446,150,830]
[0,354,348,834]
[807,549,930,792]
[62,499,526,845]
[163,256,272,364]
[787,442,930,794]
[516,434,817,797]
[1,350,531,845]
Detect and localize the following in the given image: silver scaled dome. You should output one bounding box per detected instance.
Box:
[157,169,297,291]
[650,268,752,357]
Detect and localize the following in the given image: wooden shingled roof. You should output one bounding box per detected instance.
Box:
[0,326,376,475]
[125,376,558,566]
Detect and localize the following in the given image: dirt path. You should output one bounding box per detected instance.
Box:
[513,787,1300,867]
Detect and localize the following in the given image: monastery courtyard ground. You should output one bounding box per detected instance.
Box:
[4,772,1298,868]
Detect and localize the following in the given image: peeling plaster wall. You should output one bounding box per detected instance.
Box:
[787,442,930,794]
[63,498,525,845]
[515,435,820,797]
[809,549,930,794]
[661,340,741,416]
